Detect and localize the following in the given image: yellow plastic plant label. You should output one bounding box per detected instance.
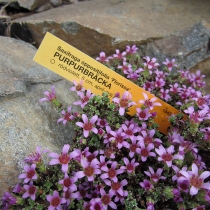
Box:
[33,32,181,134]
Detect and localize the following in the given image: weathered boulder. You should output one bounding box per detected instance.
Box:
[11,0,210,56]
[0,36,80,197]
[138,21,210,70]
[0,0,49,11]
[50,0,62,7]
[17,0,48,10]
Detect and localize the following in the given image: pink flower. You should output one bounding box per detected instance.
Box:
[168,128,184,144]
[160,89,171,102]
[101,146,115,159]
[123,136,141,158]
[126,45,138,54]
[96,52,111,63]
[97,118,108,128]
[162,58,177,71]
[192,205,205,210]
[140,179,153,191]
[24,146,49,164]
[13,184,23,193]
[57,106,74,125]
[76,114,98,137]
[139,92,161,110]
[138,129,162,147]
[48,144,78,173]
[177,179,190,193]
[122,157,139,173]
[143,81,155,92]
[184,106,208,123]
[143,56,159,70]
[112,91,136,116]
[147,202,155,210]
[100,161,124,182]
[144,167,166,183]
[189,70,205,88]
[193,153,206,170]
[113,49,126,60]
[74,89,94,108]
[62,189,79,206]
[155,145,183,167]
[121,122,139,140]
[18,164,37,183]
[39,86,56,102]
[124,68,142,81]
[98,155,110,169]
[172,165,188,181]
[58,173,77,192]
[46,190,66,210]
[1,192,17,207]
[169,83,181,94]
[75,158,101,181]
[22,181,37,201]
[138,142,156,162]
[104,179,128,196]
[70,80,85,94]
[77,183,92,200]
[109,127,128,149]
[118,61,132,74]
[178,163,210,195]
[179,141,198,155]
[103,126,114,144]
[89,198,103,210]
[100,188,116,209]
[136,107,152,121]
[154,77,165,88]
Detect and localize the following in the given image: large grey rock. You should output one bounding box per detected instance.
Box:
[18,0,48,10]
[10,0,210,56]
[0,36,80,197]
[0,0,49,11]
[138,21,210,70]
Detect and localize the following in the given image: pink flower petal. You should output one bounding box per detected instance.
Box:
[190,186,198,195]
[48,152,59,159]
[82,114,88,123]
[201,182,210,190]
[76,122,84,128]
[83,130,89,137]
[109,201,117,209]
[62,164,69,173]
[192,163,198,175]
[200,171,210,180]
[121,179,128,186]
[81,158,88,168]
[119,107,125,116]
[46,194,52,202]
[62,144,70,154]
[118,188,124,196]
[49,159,60,165]
[91,127,98,134]
[90,115,98,124]
[75,171,85,179]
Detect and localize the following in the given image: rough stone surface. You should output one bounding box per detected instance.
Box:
[0,36,80,197]
[50,0,62,7]
[137,21,210,70]
[12,0,210,52]
[17,0,48,10]
[0,0,49,11]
